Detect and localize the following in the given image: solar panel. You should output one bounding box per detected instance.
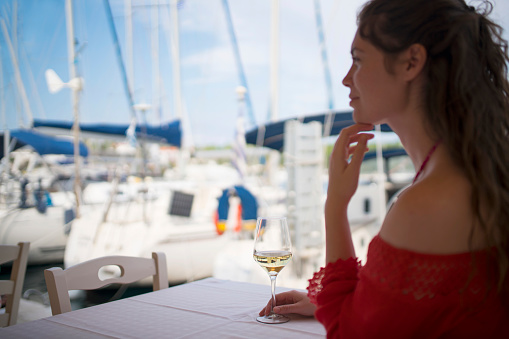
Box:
[168,191,194,217]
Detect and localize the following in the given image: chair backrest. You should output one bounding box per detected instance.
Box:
[44,252,168,315]
[0,242,30,327]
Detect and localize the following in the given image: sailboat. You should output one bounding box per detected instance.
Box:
[0,9,93,265]
[0,129,89,265]
[58,0,251,285]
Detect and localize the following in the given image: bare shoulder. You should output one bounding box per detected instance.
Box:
[379,168,478,254]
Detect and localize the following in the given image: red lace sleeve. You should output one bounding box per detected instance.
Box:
[305,235,509,338]
[306,257,361,337]
[307,257,361,304]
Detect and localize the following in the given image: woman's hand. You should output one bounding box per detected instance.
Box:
[327,123,374,207]
[324,123,374,262]
[259,290,316,317]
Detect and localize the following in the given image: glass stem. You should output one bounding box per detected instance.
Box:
[269,275,277,315]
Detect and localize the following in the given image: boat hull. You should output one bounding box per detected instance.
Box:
[0,206,70,265]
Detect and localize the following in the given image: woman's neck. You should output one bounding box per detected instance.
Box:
[386,113,437,172]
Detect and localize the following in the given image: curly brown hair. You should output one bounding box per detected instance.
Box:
[357,0,509,292]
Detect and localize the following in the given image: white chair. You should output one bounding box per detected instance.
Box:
[44,252,168,315]
[0,242,30,327]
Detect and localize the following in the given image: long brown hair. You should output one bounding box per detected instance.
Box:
[358,0,509,292]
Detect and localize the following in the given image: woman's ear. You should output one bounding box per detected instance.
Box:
[402,43,427,81]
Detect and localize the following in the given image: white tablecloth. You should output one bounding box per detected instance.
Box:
[1,278,326,338]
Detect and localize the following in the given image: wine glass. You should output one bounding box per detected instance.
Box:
[253,216,292,324]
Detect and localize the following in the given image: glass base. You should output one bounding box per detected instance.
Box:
[256,314,290,324]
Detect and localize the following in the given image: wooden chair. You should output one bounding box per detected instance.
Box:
[0,242,30,327]
[44,252,168,315]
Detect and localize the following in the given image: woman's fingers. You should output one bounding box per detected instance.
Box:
[337,123,374,147]
[347,144,370,157]
[332,124,374,162]
[349,133,374,168]
[258,292,293,316]
[339,122,374,137]
[258,291,315,317]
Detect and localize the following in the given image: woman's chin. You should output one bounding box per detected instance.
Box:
[352,111,368,124]
[352,111,382,126]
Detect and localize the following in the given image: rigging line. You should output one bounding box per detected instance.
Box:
[1,18,33,127]
[313,0,335,139]
[160,3,174,120]
[125,0,134,107]
[12,0,17,63]
[76,0,89,48]
[158,72,171,122]
[191,2,220,126]
[74,0,89,83]
[0,44,5,130]
[151,0,160,123]
[134,0,153,106]
[221,0,256,128]
[1,3,11,28]
[20,43,47,119]
[36,11,65,83]
[103,0,137,121]
[267,0,279,123]
[160,2,179,123]
[313,0,334,112]
[168,0,183,123]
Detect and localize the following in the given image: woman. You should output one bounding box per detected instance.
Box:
[260,0,509,337]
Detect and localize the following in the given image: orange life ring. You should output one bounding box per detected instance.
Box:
[235,204,242,233]
[214,204,242,235]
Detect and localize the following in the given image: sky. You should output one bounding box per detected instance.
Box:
[1,0,509,148]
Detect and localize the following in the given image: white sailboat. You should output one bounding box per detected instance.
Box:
[62,0,245,285]
[0,147,77,265]
[0,10,87,265]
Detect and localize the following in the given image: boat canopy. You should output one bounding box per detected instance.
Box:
[33,119,182,147]
[363,148,407,161]
[0,129,89,158]
[217,185,258,221]
[244,110,392,151]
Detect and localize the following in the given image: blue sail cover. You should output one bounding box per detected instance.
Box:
[33,119,182,147]
[245,110,393,151]
[0,129,89,158]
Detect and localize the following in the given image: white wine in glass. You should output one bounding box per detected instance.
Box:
[253,216,292,324]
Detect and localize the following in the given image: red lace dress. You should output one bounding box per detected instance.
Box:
[307,235,508,338]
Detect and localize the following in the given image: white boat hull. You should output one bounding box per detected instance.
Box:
[65,178,232,285]
[0,206,70,265]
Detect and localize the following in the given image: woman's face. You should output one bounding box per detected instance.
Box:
[343,30,408,125]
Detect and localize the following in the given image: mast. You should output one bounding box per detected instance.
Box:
[170,0,182,122]
[269,0,279,122]
[65,0,83,217]
[125,0,134,92]
[222,0,256,128]
[166,0,192,152]
[12,1,19,127]
[0,43,9,175]
[233,86,247,181]
[105,0,148,177]
[313,0,334,111]
[151,0,160,122]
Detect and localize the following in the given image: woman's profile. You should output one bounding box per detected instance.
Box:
[260,0,509,337]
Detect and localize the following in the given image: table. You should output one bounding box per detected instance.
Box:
[0,278,326,338]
